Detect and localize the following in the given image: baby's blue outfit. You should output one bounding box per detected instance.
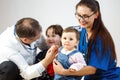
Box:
[54,47,82,80]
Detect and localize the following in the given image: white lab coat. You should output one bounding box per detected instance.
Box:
[0,26,48,80]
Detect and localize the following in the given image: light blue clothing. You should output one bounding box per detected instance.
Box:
[54,47,82,80]
[78,28,120,80]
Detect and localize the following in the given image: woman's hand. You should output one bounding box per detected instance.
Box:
[69,68,76,72]
[53,59,66,75]
[41,45,58,68]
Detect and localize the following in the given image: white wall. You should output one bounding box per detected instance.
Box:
[0,0,120,66]
[99,0,120,66]
[0,0,79,34]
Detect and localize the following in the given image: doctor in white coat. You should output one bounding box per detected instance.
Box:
[0,17,58,80]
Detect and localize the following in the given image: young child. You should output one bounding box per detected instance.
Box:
[35,24,63,80]
[54,27,86,80]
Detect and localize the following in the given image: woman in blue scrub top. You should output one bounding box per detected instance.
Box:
[53,0,120,80]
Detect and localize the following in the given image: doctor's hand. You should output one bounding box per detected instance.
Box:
[41,45,58,68]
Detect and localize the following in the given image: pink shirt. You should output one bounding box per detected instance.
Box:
[61,48,86,71]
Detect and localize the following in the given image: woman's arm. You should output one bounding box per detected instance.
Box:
[53,59,97,76]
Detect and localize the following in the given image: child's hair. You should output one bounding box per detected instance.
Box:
[46,24,63,37]
[62,27,80,41]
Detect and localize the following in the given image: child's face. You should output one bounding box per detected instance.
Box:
[61,32,78,51]
[46,28,61,47]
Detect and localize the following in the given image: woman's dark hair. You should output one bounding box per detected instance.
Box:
[46,24,63,37]
[76,0,117,61]
[15,17,42,38]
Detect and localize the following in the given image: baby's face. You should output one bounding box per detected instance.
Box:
[61,32,78,51]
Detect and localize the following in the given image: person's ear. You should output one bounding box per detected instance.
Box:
[95,11,99,19]
[76,40,79,46]
[23,38,27,42]
[60,37,62,42]
[20,37,28,43]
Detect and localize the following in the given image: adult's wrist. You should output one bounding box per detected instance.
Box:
[41,58,50,68]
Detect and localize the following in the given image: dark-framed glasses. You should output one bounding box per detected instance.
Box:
[75,12,95,21]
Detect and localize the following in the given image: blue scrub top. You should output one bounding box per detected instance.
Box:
[78,28,120,80]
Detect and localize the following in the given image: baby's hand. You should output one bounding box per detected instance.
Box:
[69,68,76,72]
